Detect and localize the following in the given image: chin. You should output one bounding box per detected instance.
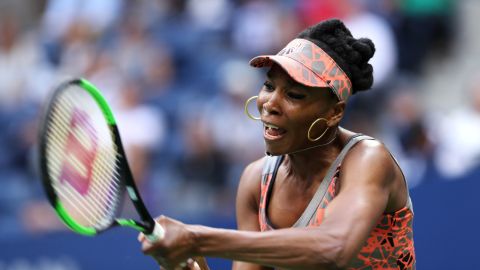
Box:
[265,150,282,156]
[264,143,288,156]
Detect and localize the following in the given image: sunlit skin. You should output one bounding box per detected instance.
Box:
[139,64,409,270]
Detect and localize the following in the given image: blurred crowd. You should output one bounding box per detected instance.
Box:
[1,0,477,239]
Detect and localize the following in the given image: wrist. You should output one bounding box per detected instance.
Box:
[187,224,205,256]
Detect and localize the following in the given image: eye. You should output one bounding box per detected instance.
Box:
[263,81,274,91]
[287,92,306,100]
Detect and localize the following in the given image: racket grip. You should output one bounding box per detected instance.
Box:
[145,221,165,243]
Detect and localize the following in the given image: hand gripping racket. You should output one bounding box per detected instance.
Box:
[38,78,164,242]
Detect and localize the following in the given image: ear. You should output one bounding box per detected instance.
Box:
[327,101,346,126]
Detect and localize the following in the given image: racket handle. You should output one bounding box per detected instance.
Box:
[145,221,165,242]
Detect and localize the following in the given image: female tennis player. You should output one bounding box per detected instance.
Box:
[139,18,415,270]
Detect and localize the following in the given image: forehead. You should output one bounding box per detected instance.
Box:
[267,64,304,89]
[267,64,333,96]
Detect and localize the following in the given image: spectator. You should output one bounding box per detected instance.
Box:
[232,0,299,56]
[381,83,433,187]
[114,77,167,186]
[202,59,265,186]
[394,0,456,75]
[343,0,397,88]
[434,75,480,178]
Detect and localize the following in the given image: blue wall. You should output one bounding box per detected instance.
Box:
[409,166,480,269]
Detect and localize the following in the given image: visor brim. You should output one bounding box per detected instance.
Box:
[249,55,329,88]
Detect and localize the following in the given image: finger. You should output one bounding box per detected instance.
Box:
[138,232,146,242]
[193,257,209,270]
[190,261,201,270]
[174,259,197,270]
[179,261,187,269]
[182,258,202,270]
[155,215,166,222]
[173,261,187,270]
[141,238,155,254]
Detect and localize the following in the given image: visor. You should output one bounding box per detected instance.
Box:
[250,38,352,101]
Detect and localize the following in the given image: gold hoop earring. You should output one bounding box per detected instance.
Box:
[244,95,261,121]
[307,118,329,142]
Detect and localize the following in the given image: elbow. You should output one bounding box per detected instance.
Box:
[331,252,353,270]
[326,248,349,270]
[310,234,355,270]
[329,243,357,270]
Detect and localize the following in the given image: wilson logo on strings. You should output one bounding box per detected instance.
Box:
[60,109,98,195]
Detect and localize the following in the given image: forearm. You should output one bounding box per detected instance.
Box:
[190,225,343,270]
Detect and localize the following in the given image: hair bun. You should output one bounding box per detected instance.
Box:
[349,38,375,92]
[297,18,376,94]
[352,38,375,62]
[350,62,374,92]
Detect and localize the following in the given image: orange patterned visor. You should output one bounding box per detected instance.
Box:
[249,38,352,101]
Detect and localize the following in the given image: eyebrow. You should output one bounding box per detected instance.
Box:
[266,70,273,79]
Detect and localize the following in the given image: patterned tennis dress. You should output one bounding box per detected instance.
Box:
[258,135,415,269]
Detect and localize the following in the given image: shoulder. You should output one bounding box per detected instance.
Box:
[241,157,266,182]
[235,157,267,230]
[236,157,266,208]
[335,135,408,213]
[341,137,396,188]
[346,137,392,161]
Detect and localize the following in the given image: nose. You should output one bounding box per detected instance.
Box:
[260,91,281,116]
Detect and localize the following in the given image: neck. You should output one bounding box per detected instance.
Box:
[282,127,343,181]
[287,128,338,155]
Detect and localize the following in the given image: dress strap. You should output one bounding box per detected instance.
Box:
[293,134,375,227]
[261,155,284,184]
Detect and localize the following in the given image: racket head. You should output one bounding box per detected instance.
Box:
[39,78,127,235]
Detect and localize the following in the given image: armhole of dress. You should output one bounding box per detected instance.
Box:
[387,151,413,212]
[261,155,283,183]
[260,155,284,229]
[352,137,413,212]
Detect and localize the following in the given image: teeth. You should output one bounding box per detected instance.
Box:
[264,123,279,129]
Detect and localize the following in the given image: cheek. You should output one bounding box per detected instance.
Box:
[291,117,312,137]
[288,108,323,135]
[256,92,268,112]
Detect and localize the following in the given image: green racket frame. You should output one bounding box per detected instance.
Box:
[39,78,157,236]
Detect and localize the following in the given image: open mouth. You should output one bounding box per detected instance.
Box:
[263,122,287,140]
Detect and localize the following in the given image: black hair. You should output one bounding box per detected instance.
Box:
[297,19,375,94]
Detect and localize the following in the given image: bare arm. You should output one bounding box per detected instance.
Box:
[232,158,273,270]
[189,141,396,269]
[142,141,399,269]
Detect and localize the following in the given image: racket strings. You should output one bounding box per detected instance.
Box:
[52,101,98,148]
[47,126,122,196]
[45,85,123,229]
[49,146,119,210]
[46,129,122,211]
[54,181,106,226]
[48,115,119,226]
[48,123,113,224]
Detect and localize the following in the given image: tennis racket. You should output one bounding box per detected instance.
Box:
[38,78,164,241]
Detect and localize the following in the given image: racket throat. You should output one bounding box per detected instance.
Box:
[115,218,147,232]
